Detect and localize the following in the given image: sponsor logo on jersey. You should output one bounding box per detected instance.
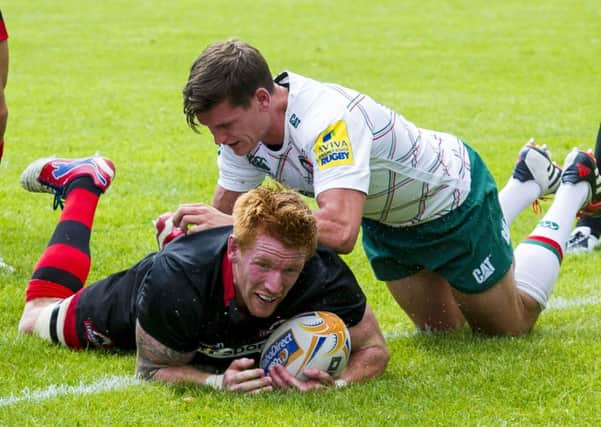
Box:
[313,120,354,170]
[195,320,285,359]
[289,113,301,128]
[472,255,495,284]
[196,339,268,359]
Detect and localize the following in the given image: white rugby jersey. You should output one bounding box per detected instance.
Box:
[218,71,472,226]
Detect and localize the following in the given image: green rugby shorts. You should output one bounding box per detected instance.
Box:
[361,144,513,293]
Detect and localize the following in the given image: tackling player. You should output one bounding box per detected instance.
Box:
[178,39,601,337]
[17,156,389,392]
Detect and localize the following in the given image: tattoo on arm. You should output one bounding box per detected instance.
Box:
[136,366,160,381]
[135,321,195,381]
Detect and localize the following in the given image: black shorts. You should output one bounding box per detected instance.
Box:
[67,254,155,350]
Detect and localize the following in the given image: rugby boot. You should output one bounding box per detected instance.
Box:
[512,139,562,197]
[561,148,601,207]
[21,155,115,209]
[566,226,601,254]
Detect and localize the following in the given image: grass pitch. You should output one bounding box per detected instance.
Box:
[1,1,600,425]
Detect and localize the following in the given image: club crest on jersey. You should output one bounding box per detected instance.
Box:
[313,120,354,170]
[298,154,314,187]
[83,320,114,349]
[247,154,271,172]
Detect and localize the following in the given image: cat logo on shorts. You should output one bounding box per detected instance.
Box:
[313,120,354,170]
[472,255,495,284]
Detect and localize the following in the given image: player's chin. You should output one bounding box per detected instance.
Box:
[228,142,246,155]
[232,141,257,156]
[249,297,278,317]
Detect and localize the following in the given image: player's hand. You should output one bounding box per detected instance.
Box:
[172,203,233,235]
[222,358,273,393]
[268,364,334,392]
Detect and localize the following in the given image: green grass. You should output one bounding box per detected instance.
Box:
[1,0,601,425]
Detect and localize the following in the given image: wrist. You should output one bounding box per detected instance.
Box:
[204,374,224,390]
[334,378,348,388]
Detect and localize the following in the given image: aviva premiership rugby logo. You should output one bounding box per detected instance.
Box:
[313,120,354,170]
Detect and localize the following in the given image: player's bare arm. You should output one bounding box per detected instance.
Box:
[135,321,198,382]
[135,322,273,392]
[212,184,245,215]
[268,305,389,391]
[340,305,389,383]
[314,188,366,254]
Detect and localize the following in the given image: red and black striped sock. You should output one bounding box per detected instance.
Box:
[26,178,102,301]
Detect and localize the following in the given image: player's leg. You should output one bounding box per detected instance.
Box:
[498,140,561,225]
[513,149,599,307]
[453,149,600,335]
[567,122,601,254]
[361,215,467,331]
[386,272,465,331]
[17,155,115,347]
[451,266,539,335]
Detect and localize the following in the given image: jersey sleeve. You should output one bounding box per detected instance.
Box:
[304,104,372,198]
[217,145,267,192]
[136,253,204,353]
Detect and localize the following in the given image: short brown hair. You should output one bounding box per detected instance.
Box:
[183,39,274,133]
[232,185,318,260]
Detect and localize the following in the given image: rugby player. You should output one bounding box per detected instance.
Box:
[17,156,389,392]
[178,39,601,336]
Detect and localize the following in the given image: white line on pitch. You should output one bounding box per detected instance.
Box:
[0,375,141,408]
[545,295,600,310]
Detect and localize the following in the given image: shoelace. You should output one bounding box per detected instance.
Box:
[531,195,552,215]
[52,188,65,210]
[567,231,586,246]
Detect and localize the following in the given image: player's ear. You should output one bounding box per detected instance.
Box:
[254,87,271,111]
[227,235,240,262]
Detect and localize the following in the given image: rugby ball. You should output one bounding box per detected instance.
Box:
[259,311,351,380]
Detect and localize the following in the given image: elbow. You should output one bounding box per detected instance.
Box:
[324,225,358,254]
[336,230,358,254]
[337,242,355,255]
[135,364,161,382]
[370,346,391,379]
